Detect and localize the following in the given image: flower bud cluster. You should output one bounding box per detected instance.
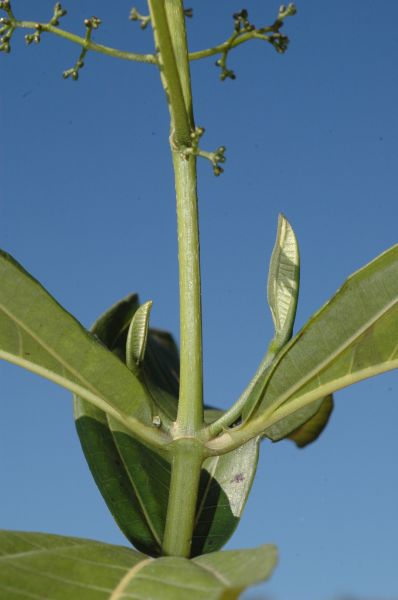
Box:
[129,8,151,30]
[0,0,14,53]
[184,127,226,176]
[63,15,101,81]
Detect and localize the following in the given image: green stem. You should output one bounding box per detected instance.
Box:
[162,440,205,557]
[13,21,156,63]
[189,30,274,62]
[172,153,204,434]
[148,0,204,434]
[147,1,205,559]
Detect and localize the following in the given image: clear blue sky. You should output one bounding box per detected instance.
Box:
[1,2,398,599]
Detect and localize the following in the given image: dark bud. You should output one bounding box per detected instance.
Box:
[184,8,193,18]
[91,16,101,29]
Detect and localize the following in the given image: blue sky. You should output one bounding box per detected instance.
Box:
[1,1,398,599]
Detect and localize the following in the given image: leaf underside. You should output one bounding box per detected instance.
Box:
[256,244,398,431]
[0,251,152,426]
[265,394,334,447]
[0,531,277,600]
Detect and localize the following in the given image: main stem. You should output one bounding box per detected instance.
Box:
[161,440,204,557]
[148,0,205,557]
[148,0,204,434]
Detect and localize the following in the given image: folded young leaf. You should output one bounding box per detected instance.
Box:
[0,531,277,600]
[267,213,300,346]
[208,215,300,434]
[256,244,398,431]
[126,300,153,371]
[0,251,157,438]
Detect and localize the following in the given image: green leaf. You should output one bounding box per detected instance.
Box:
[265,394,334,447]
[76,295,260,556]
[74,294,168,556]
[126,300,153,371]
[287,394,334,447]
[215,215,300,431]
[0,531,277,600]
[0,251,154,431]
[256,244,398,431]
[75,400,165,556]
[267,213,300,346]
[192,437,260,556]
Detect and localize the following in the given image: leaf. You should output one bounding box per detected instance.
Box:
[219,215,300,429]
[0,251,154,430]
[287,395,334,447]
[0,531,277,600]
[74,294,169,556]
[267,213,300,345]
[256,244,398,432]
[192,437,260,556]
[265,394,334,447]
[76,295,260,556]
[126,300,153,371]
[75,400,165,556]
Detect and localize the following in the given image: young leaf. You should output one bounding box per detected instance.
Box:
[267,213,300,347]
[0,531,277,600]
[0,251,157,437]
[126,300,153,371]
[210,215,300,432]
[255,244,398,432]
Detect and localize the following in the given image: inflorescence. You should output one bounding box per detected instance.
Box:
[0,0,15,53]
[0,1,296,176]
[63,16,101,80]
[183,126,226,176]
[214,4,297,81]
[129,7,193,30]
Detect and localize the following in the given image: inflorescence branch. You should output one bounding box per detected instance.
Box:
[0,0,156,68]
[129,7,193,31]
[189,4,297,81]
[182,126,226,176]
[63,15,101,80]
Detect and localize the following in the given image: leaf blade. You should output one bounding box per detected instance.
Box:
[0,531,277,600]
[0,251,154,430]
[267,213,300,344]
[74,294,166,555]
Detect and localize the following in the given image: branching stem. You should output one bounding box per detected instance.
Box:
[4,19,156,63]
